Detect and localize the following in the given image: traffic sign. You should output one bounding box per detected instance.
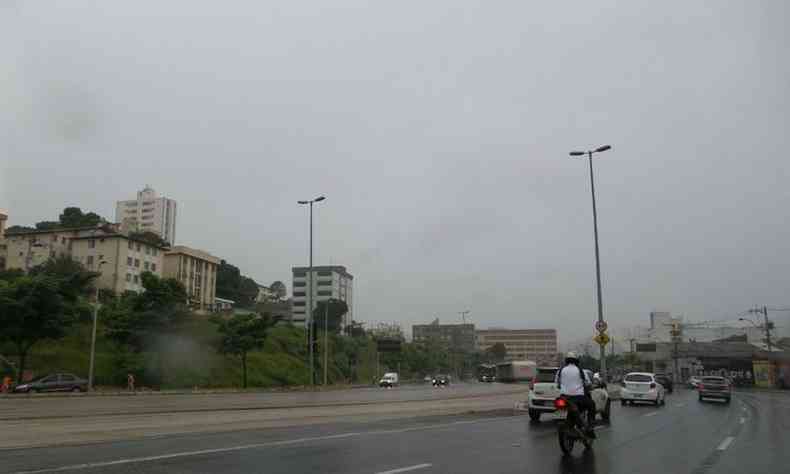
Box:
[593,333,610,346]
[595,320,608,333]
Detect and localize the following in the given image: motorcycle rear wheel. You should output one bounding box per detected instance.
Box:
[558,430,575,455]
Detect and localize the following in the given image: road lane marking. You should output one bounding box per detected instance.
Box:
[376,463,432,474]
[739,417,746,424]
[717,436,735,451]
[643,411,659,417]
[673,403,686,408]
[11,416,509,474]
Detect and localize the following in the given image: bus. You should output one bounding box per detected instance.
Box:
[477,364,496,382]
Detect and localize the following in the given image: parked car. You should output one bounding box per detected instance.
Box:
[698,376,731,403]
[655,374,674,393]
[432,374,450,387]
[620,372,666,406]
[13,373,87,393]
[527,367,610,422]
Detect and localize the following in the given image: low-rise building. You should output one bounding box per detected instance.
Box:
[163,246,220,312]
[214,297,235,312]
[413,321,476,353]
[291,265,353,326]
[4,224,167,294]
[476,328,559,365]
[0,209,8,270]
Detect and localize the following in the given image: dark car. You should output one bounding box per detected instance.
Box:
[432,374,450,387]
[698,376,731,403]
[655,374,674,393]
[479,374,495,383]
[13,373,87,393]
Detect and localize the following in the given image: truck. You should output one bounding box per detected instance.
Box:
[496,360,537,383]
[378,372,399,388]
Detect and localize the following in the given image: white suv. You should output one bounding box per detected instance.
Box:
[527,367,612,422]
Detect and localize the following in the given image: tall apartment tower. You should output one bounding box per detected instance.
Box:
[115,186,177,245]
[291,265,354,327]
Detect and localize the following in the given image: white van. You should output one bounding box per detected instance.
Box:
[379,372,399,388]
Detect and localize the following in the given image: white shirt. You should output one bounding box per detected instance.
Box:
[556,364,590,396]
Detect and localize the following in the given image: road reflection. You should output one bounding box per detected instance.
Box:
[557,449,598,474]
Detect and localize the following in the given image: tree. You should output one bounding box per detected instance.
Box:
[29,256,99,304]
[212,312,279,388]
[34,221,60,230]
[5,225,34,233]
[128,231,170,248]
[311,299,349,335]
[0,275,81,383]
[216,260,259,308]
[486,343,508,363]
[58,207,103,228]
[269,281,287,300]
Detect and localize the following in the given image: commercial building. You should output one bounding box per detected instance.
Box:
[413,321,476,353]
[476,328,559,365]
[291,265,353,326]
[115,186,178,245]
[163,246,220,312]
[4,224,167,294]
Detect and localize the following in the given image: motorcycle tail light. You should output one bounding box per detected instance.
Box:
[554,398,567,409]
[698,384,704,390]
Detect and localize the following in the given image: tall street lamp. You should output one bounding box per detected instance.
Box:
[298,195,325,386]
[88,260,107,391]
[569,145,612,380]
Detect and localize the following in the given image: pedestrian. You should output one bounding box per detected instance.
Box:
[127,373,135,392]
[1,375,11,393]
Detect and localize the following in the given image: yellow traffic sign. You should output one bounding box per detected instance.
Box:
[593,333,610,346]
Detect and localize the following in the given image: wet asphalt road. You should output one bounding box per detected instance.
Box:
[2,388,789,474]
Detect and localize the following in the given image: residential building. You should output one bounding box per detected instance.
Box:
[115,186,177,245]
[291,265,353,326]
[214,297,235,312]
[4,224,166,294]
[476,328,559,365]
[413,321,476,353]
[163,245,220,312]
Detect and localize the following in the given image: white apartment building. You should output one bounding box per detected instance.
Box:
[291,265,353,327]
[115,186,177,245]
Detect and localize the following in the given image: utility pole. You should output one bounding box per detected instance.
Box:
[298,196,325,387]
[323,299,330,385]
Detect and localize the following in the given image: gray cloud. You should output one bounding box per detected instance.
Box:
[2,1,789,344]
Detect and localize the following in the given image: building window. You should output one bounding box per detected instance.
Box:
[127,257,133,266]
[133,275,139,284]
[317,290,331,296]
[144,262,150,270]
[293,291,305,297]
[87,255,94,265]
[317,280,332,286]
[136,243,141,251]
[126,273,131,282]
[88,240,96,249]
[293,301,306,307]
[294,272,306,278]
[128,241,133,250]
[151,263,156,272]
[294,281,306,287]
[317,270,332,276]
[134,259,140,268]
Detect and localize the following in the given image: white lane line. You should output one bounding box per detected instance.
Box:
[717,436,735,451]
[376,463,432,474]
[740,417,746,424]
[673,403,686,408]
[11,417,505,474]
[643,411,659,417]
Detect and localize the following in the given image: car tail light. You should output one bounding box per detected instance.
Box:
[698,384,704,390]
[554,398,567,409]
[650,382,656,389]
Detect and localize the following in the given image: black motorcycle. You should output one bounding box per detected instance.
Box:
[554,396,594,455]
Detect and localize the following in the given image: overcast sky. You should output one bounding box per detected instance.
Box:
[2,1,789,345]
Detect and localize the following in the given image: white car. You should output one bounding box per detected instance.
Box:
[527,367,611,422]
[620,372,666,406]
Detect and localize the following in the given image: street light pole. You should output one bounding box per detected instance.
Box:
[88,260,106,392]
[298,196,325,387]
[324,298,330,385]
[570,145,612,380]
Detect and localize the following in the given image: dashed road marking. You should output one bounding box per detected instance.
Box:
[643,411,659,417]
[739,417,746,424]
[717,436,735,451]
[674,403,686,408]
[376,463,432,474]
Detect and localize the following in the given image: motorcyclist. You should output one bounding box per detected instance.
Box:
[555,351,596,438]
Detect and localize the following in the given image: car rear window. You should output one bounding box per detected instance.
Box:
[625,374,652,383]
[535,369,558,382]
[702,377,726,383]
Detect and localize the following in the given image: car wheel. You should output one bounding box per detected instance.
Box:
[698,394,703,402]
[528,409,541,422]
[621,399,627,406]
[71,386,82,393]
[724,398,731,404]
[602,399,611,422]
